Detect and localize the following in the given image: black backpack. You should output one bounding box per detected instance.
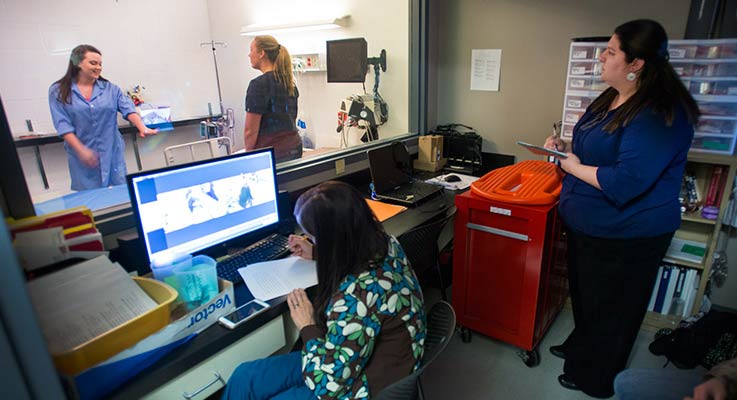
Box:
[649,310,737,369]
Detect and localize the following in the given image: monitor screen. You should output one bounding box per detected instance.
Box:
[127,148,280,265]
[327,38,368,83]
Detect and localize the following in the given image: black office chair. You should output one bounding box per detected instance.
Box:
[374,301,457,400]
[397,209,457,301]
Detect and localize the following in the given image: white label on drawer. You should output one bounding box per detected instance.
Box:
[570,79,585,88]
[490,206,511,216]
[673,67,685,76]
[565,113,580,123]
[567,99,582,108]
[728,87,737,95]
[571,66,586,75]
[669,48,686,59]
[572,50,588,59]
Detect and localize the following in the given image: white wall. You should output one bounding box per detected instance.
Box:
[0,0,219,136]
[431,0,691,159]
[205,0,410,150]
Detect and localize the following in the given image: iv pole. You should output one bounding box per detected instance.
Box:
[200,40,235,151]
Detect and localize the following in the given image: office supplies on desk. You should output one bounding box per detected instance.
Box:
[425,172,477,191]
[368,142,443,206]
[238,257,317,301]
[127,148,290,285]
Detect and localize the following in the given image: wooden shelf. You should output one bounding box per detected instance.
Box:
[642,311,680,333]
[681,213,718,225]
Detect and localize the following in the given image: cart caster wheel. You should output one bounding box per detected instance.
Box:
[460,327,472,343]
[518,349,540,367]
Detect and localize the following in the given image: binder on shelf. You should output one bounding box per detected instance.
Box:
[653,266,672,313]
[704,166,723,207]
[647,266,664,312]
[660,266,680,316]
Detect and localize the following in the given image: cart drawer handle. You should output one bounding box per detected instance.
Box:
[182,372,225,400]
[467,223,529,241]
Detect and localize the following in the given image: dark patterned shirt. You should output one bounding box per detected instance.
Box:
[245,71,298,135]
[299,236,426,399]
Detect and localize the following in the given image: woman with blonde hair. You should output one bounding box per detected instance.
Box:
[244,35,302,163]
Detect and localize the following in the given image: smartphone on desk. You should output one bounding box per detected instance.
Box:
[218,299,270,329]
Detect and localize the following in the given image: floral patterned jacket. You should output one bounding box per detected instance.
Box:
[299,236,426,399]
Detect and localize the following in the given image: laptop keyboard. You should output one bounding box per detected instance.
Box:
[216,233,291,284]
[386,181,441,200]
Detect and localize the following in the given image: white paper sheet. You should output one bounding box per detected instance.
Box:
[470,49,502,91]
[26,256,157,354]
[238,257,317,301]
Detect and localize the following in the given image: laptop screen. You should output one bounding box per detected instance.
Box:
[368,143,412,193]
[127,148,280,265]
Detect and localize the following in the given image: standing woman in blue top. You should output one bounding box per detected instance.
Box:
[544,19,700,398]
[244,35,302,163]
[48,44,156,191]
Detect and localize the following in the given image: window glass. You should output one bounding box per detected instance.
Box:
[1,0,411,213]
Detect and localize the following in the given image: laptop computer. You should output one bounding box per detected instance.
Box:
[368,142,443,206]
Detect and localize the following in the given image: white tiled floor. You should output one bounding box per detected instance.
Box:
[421,291,690,400]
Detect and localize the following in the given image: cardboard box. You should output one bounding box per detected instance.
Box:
[419,135,445,163]
[65,279,235,400]
[414,158,447,172]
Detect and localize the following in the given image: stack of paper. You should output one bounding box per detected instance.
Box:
[8,206,105,271]
[238,257,317,301]
[26,256,157,355]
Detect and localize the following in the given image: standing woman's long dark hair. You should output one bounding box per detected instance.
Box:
[253,35,296,96]
[294,181,389,327]
[54,44,107,104]
[589,19,700,132]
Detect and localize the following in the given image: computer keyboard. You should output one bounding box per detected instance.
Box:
[216,233,291,284]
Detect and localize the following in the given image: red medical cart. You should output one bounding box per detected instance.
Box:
[452,161,568,366]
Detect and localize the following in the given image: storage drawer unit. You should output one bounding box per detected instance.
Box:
[452,190,567,356]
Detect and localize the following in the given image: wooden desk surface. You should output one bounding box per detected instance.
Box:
[109,188,456,399]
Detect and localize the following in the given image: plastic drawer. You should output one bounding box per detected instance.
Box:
[699,102,737,117]
[690,134,736,154]
[668,44,698,59]
[565,95,592,110]
[696,43,737,59]
[563,110,584,124]
[569,61,601,76]
[567,77,607,92]
[562,123,575,138]
[696,118,737,135]
[570,45,604,60]
[686,80,737,95]
[676,62,737,78]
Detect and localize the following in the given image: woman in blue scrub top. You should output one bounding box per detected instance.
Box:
[544,20,700,398]
[48,44,156,191]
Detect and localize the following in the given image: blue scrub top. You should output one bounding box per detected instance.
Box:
[49,79,137,191]
[559,106,694,239]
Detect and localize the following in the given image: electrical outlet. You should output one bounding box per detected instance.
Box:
[335,159,345,175]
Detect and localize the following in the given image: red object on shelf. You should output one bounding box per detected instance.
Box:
[452,162,568,352]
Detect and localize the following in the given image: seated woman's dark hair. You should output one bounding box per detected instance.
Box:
[294,181,388,327]
[590,19,700,132]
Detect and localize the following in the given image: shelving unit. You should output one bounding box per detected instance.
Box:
[560,38,737,332]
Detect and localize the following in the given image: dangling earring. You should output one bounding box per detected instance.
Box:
[626,72,637,81]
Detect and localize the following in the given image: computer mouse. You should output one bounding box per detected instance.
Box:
[444,174,461,182]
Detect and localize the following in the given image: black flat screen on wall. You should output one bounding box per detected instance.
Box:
[327,38,368,83]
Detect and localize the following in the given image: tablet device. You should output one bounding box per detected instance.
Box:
[516,141,568,159]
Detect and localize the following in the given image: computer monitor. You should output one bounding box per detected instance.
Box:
[126,148,280,265]
[327,38,368,83]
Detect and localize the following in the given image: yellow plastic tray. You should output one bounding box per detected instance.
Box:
[53,277,178,375]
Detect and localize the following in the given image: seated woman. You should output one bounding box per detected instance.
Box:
[222,181,427,399]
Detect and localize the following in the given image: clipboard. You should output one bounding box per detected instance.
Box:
[516,141,568,159]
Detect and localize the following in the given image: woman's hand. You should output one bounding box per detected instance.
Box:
[287,289,315,330]
[288,234,313,260]
[77,146,99,168]
[684,377,727,400]
[557,151,580,174]
[544,135,568,153]
[138,127,158,138]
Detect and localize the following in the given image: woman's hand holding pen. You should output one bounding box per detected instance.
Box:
[288,234,313,260]
[544,135,568,153]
